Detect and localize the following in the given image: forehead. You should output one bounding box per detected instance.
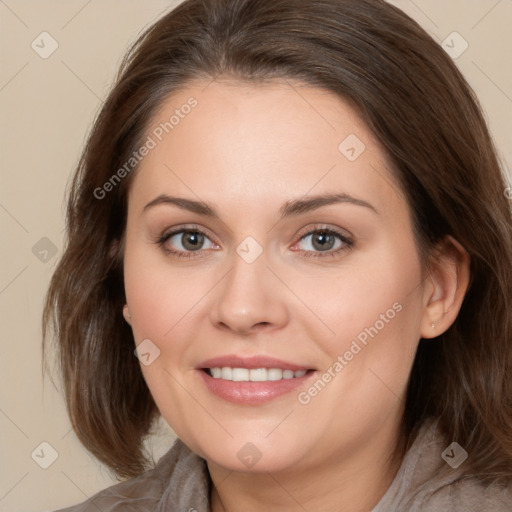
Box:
[128,78,406,219]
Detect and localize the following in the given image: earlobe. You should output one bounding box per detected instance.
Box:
[420,236,470,339]
[123,304,132,325]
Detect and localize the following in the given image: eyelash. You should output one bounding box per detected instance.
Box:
[155,224,354,260]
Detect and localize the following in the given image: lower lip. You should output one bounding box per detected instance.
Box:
[197,369,316,405]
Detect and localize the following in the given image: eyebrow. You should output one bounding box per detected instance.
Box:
[142,192,378,219]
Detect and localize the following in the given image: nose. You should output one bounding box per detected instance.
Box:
[209,249,289,336]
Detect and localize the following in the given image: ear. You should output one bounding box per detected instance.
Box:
[420,235,470,338]
[123,304,132,326]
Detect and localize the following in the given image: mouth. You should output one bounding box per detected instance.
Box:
[202,367,311,381]
[196,355,317,404]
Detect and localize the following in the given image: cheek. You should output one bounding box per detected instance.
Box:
[122,244,202,432]
[293,250,423,355]
[123,238,197,342]
[298,247,424,414]
[292,263,423,452]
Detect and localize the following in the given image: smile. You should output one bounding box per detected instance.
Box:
[205,367,308,381]
[196,355,316,404]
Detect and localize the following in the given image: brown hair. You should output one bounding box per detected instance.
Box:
[43,0,512,483]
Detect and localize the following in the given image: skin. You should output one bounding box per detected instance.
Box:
[122,77,470,512]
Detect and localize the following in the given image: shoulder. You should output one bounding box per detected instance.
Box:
[416,478,512,511]
[375,419,512,512]
[53,438,210,512]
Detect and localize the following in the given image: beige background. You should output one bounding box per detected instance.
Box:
[0,1,511,511]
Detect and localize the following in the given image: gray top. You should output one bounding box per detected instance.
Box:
[55,420,512,511]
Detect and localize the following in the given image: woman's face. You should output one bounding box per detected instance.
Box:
[123,78,429,474]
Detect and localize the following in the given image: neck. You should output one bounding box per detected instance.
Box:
[208,419,405,512]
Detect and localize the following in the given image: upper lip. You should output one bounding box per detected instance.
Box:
[198,354,314,372]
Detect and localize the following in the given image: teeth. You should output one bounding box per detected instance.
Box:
[208,367,308,381]
[221,367,232,380]
[211,367,222,378]
[232,368,249,381]
[249,368,267,381]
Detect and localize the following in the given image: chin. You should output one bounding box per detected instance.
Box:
[186,432,311,473]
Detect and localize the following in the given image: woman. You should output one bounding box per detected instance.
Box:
[43,0,512,510]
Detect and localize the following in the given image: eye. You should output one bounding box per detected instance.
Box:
[292,226,354,259]
[155,224,353,260]
[157,226,218,258]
